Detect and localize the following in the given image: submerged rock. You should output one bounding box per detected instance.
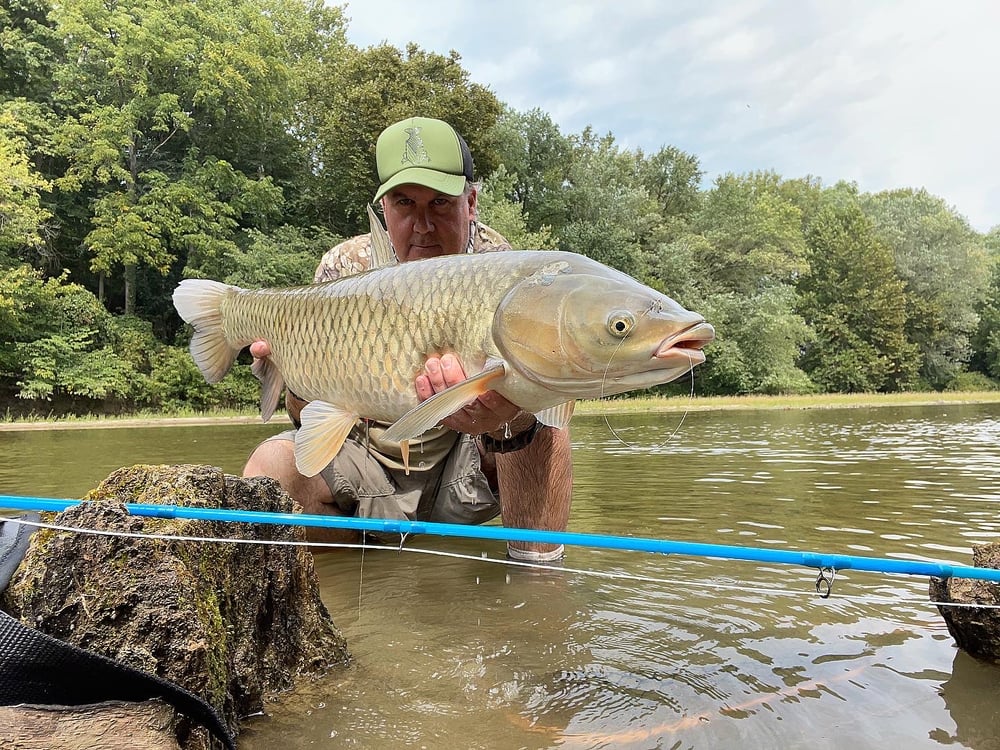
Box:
[930,542,1000,663]
[1,463,349,749]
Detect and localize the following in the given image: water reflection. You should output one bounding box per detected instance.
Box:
[4,405,1000,747]
[940,651,1000,748]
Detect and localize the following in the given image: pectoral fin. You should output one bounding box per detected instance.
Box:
[251,355,284,423]
[294,400,359,477]
[536,400,575,430]
[382,361,508,443]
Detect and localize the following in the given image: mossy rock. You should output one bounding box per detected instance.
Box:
[931,542,1000,663]
[1,464,349,749]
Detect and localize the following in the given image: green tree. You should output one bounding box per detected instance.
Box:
[985,226,1000,256]
[0,265,140,402]
[223,225,340,288]
[694,286,814,396]
[970,239,1000,380]
[0,0,59,101]
[557,129,660,278]
[477,166,557,250]
[861,189,990,387]
[693,171,808,296]
[488,106,572,232]
[645,232,708,304]
[975,226,1000,378]
[145,344,258,412]
[797,205,918,392]
[635,144,703,238]
[0,108,52,264]
[46,0,344,313]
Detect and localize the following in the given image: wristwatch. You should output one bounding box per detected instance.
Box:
[479,418,542,453]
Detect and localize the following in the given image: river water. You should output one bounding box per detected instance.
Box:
[2,404,1000,748]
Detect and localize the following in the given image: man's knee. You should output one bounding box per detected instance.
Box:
[243,436,361,544]
[243,437,295,481]
[243,437,334,512]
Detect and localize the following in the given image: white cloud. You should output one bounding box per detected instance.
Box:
[340,0,1000,231]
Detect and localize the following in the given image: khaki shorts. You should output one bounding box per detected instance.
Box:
[265,430,501,525]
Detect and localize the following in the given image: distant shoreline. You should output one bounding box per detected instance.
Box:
[3,391,999,432]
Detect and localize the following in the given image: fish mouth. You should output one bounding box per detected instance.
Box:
[654,322,715,361]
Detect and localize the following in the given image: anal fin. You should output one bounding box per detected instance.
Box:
[251,355,284,423]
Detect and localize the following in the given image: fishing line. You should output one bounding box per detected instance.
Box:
[5,516,994,612]
[358,531,366,618]
[600,304,696,451]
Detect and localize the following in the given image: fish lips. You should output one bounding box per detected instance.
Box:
[653,321,715,365]
[601,320,715,395]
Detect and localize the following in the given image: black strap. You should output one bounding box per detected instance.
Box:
[0,517,235,750]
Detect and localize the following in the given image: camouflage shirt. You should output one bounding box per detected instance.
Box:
[314,221,511,283]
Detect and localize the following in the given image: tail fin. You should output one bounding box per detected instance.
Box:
[172,279,242,384]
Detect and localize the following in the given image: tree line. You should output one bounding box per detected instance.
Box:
[3,0,1000,417]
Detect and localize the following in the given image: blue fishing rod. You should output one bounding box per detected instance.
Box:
[3,494,999,583]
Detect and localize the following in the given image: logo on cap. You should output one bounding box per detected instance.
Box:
[402,127,431,167]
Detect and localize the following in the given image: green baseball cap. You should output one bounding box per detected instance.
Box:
[373,117,475,202]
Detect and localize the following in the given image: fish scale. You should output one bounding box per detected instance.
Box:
[216,255,514,422]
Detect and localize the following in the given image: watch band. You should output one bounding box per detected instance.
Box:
[479,418,541,453]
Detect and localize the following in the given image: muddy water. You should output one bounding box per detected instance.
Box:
[3,404,1000,748]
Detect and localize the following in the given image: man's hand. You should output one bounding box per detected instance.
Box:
[415,353,533,437]
[249,340,270,361]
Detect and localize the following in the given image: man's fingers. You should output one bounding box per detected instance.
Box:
[422,357,447,394]
[416,353,523,434]
[415,373,435,402]
[249,340,271,359]
[422,353,468,395]
[439,353,467,387]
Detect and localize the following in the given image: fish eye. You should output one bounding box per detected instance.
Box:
[607,311,636,338]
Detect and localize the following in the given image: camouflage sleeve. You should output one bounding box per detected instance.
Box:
[314,222,510,281]
[471,222,512,254]
[314,234,374,282]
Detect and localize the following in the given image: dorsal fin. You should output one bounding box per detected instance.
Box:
[367,204,398,269]
[250,355,284,422]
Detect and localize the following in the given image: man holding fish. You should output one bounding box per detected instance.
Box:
[175,117,713,563]
[242,117,574,563]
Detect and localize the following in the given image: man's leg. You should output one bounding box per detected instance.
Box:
[242,436,360,544]
[496,426,573,561]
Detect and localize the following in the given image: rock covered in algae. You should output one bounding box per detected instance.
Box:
[930,542,1000,663]
[1,463,350,749]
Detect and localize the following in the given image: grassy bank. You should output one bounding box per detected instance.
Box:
[3,391,1000,431]
[0,408,274,431]
[575,390,1000,415]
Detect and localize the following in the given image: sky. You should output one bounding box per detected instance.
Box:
[340,0,1000,233]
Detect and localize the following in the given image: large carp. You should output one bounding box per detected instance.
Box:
[173,216,714,476]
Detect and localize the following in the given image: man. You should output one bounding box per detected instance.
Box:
[243,116,572,563]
